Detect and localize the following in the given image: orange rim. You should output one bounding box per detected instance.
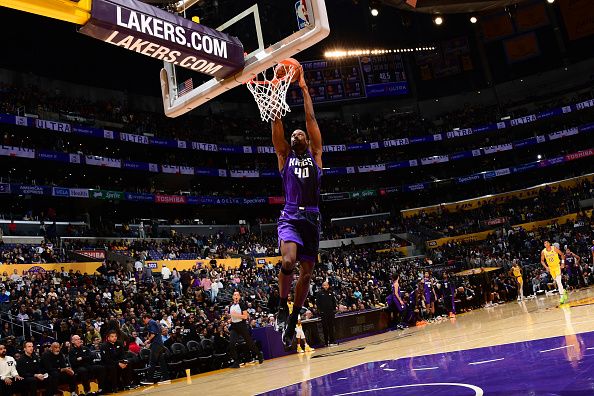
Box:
[246,77,286,85]
[244,62,298,85]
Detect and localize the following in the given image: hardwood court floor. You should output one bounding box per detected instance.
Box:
[125,287,594,396]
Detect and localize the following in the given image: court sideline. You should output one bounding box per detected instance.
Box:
[124,287,594,395]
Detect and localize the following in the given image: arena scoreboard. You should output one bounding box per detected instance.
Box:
[287,53,408,105]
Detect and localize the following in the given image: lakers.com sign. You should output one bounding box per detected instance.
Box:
[79,0,244,78]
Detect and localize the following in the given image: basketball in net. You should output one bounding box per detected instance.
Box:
[274,58,302,83]
[246,58,302,122]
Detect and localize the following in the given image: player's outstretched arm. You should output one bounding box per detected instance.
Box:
[272,117,290,171]
[299,68,322,168]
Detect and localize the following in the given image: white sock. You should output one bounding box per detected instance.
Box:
[555,275,565,295]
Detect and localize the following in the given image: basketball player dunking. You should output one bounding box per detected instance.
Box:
[541,240,567,304]
[272,65,323,349]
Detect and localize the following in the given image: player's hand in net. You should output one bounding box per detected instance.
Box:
[298,66,307,89]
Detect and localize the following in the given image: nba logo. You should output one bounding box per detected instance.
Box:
[295,0,310,30]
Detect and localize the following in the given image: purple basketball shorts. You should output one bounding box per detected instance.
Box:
[277,208,321,262]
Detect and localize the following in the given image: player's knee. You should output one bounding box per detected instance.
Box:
[282,256,296,270]
[281,262,294,275]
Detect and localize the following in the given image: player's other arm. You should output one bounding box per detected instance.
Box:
[540,251,549,271]
[272,118,290,171]
[299,69,322,168]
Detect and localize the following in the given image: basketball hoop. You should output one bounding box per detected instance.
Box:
[245,60,299,122]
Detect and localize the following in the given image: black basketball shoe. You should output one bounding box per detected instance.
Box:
[282,314,298,351]
[275,304,289,333]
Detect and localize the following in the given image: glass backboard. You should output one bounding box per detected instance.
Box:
[160,0,329,117]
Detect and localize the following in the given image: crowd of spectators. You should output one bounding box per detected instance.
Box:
[0,215,411,265]
[431,211,594,298]
[405,178,593,238]
[104,232,279,261]
[2,85,593,180]
[0,241,62,265]
[2,81,592,146]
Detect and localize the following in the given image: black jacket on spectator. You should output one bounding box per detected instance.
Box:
[68,345,94,369]
[267,292,280,313]
[100,340,126,366]
[316,289,337,314]
[183,325,201,343]
[16,353,46,377]
[41,350,69,373]
[180,271,192,287]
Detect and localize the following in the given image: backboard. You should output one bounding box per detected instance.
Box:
[159,0,329,118]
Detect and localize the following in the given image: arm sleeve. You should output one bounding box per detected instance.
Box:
[68,350,78,369]
[10,358,19,378]
[40,353,51,371]
[60,354,68,369]
[16,358,32,378]
[100,344,113,365]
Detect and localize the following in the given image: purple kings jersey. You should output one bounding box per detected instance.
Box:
[281,149,322,209]
[565,254,575,274]
[423,278,433,302]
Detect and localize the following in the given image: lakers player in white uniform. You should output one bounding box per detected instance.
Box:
[540,240,567,304]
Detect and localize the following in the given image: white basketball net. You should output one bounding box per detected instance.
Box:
[246,64,298,122]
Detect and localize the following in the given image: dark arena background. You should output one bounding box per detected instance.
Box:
[0,0,594,395]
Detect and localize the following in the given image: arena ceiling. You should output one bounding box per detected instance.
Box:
[378,0,534,14]
[140,0,534,15]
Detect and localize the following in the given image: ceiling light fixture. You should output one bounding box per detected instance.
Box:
[324,46,435,58]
